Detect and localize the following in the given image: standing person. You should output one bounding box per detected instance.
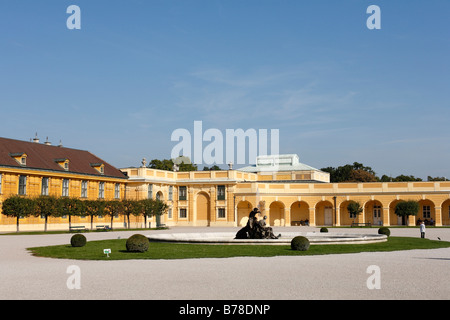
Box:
[420,221,426,238]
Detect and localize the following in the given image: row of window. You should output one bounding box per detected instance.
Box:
[148,185,227,201]
[177,207,226,219]
[0,174,120,199]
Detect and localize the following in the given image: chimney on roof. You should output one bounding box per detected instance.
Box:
[44,137,51,146]
[58,140,63,147]
[33,133,39,143]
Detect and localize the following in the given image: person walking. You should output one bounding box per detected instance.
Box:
[420,221,426,238]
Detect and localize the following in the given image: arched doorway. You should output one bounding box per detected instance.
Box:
[290,201,309,226]
[315,201,333,226]
[196,192,211,226]
[269,201,285,226]
[418,199,435,225]
[364,200,383,226]
[389,200,405,225]
[441,199,450,226]
[339,200,356,226]
[237,201,253,227]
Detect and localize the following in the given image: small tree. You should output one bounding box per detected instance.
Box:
[59,197,85,230]
[84,200,106,230]
[122,200,142,229]
[395,200,419,226]
[140,198,168,228]
[347,201,363,223]
[104,200,123,230]
[34,195,59,232]
[2,195,36,232]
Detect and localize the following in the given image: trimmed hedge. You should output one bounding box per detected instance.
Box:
[70,234,87,247]
[126,234,150,253]
[291,236,310,251]
[378,227,391,237]
[320,227,328,233]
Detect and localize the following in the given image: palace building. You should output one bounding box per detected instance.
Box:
[122,154,450,228]
[0,136,128,232]
[1,137,449,231]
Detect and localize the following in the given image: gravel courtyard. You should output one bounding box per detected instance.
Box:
[1,226,449,300]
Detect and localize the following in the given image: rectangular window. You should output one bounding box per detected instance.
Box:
[41,177,49,196]
[148,184,153,199]
[62,179,69,197]
[423,205,431,219]
[18,175,26,195]
[217,185,226,200]
[98,182,105,199]
[168,186,173,201]
[114,184,120,199]
[373,205,381,218]
[179,208,187,218]
[218,208,226,219]
[168,208,173,219]
[179,186,187,200]
[81,180,88,198]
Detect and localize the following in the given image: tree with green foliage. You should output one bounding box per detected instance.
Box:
[103,199,123,230]
[347,201,363,222]
[121,200,142,229]
[427,176,449,181]
[84,200,106,230]
[321,162,377,183]
[34,195,59,232]
[2,195,36,232]
[203,165,221,171]
[59,197,85,230]
[395,200,419,226]
[149,157,198,172]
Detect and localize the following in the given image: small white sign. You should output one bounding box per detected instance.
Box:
[103,249,111,257]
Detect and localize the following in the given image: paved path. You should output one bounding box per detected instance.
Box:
[1,227,449,300]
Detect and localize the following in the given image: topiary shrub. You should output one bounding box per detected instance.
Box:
[126,234,150,253]
[320,227,328,233]
[70,234,87,247]
[291,236,310,251]
[378,227,390,237]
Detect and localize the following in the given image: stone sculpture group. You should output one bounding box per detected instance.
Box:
[235,208,279,240]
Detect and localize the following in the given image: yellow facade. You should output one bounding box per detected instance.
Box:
[0,167,128,232]
[122,165,450,228]
[0,136,129,232]
[2,140,449,231]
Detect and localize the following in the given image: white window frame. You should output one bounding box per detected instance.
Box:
[148,184,153,199]
[114,183,120,199]
[62,179,69,197]
[81,180,88,198]
[98,181,105,199]
[41,177,49,196]
[18,175,26,195]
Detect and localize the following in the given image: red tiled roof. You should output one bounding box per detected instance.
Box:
[0,137,127,179]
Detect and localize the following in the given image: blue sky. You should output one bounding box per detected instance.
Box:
[0,0,449,179]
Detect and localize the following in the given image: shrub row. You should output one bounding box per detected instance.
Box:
[70,233,150,253]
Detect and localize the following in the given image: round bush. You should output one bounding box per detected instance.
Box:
[290,236,310,251]
[126,234,150,253]
[320,227,328,233]
[70,234,87,247]
[378,227,390,237]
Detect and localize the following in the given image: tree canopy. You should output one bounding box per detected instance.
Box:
[149,157,198,171]
[320,162,434,183]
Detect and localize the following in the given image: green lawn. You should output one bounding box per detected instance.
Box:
[27,237,450,260]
